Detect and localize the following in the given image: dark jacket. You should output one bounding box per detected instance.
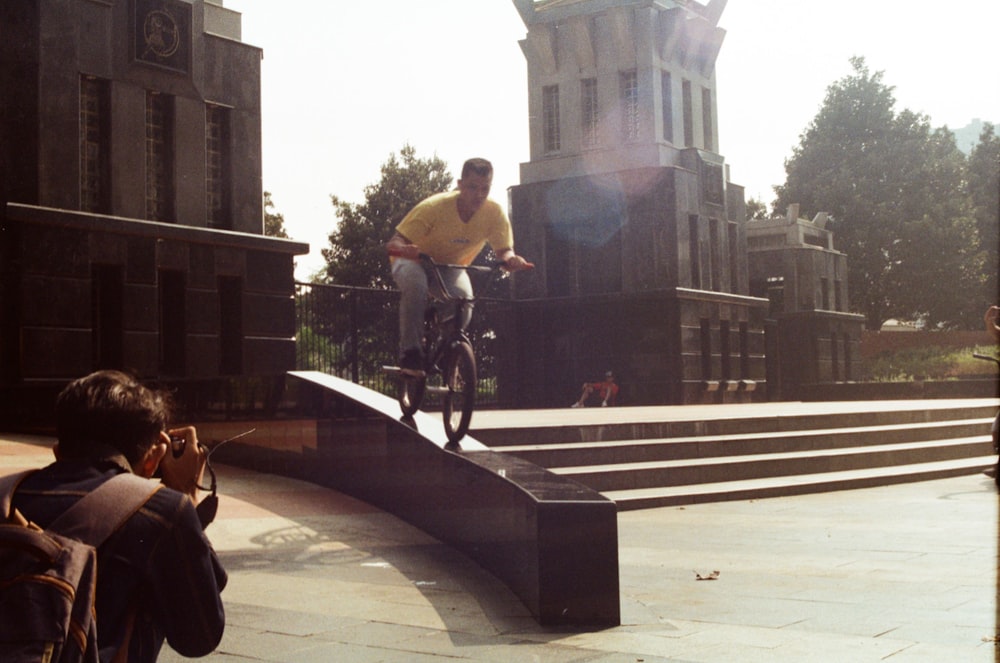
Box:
[13,449,226,663]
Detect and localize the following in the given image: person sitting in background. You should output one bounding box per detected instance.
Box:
[572,371,619,408]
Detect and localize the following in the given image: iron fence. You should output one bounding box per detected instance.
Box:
[295,281,509,407]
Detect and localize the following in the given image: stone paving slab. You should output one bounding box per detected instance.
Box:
[2,432,997,662]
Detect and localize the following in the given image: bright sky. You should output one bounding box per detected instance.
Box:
[224,0,1000,280]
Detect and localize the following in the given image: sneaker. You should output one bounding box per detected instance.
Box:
[399,348,424,377]
[571,402,582,408]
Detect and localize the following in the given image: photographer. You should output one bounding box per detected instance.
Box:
[12,370,226,662]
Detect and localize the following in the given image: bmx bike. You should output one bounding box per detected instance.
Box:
[384,253,521,443]
[973,352,1000,486]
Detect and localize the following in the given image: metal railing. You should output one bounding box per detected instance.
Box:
[295,281,509,407]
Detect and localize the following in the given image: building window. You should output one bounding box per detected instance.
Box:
[702,87,714,151]
[831,333,841,381]
[158,269,186,375]
[843,334,853,380]
[681,79,693,147]
[80,76,111,213]
[700,318,712,380]
[720,319,731,381]
[543,223,622,297]
[206,104,231,229]
[581,78,599,148]
[542,85,561,153]
[661,71,673,143]
[218,276,243,375]
[709,217,720,292]
[739,321,750,379]
[145,91,174,222]
[766,276,785,316]
[545,225,573,297]
[620,70,639,141]
[91,264,123,369]
[728,221,739,293]
[688,214,701,288]
[579,226,622,295]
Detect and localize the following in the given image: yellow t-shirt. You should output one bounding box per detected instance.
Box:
[395,191,513,266]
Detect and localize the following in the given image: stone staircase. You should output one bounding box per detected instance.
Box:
[470,400,998,510]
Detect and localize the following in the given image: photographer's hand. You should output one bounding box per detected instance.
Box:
[158,426,207,502]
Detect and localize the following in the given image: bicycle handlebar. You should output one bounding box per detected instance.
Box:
[422,256,497,274]
[388,249,534,273]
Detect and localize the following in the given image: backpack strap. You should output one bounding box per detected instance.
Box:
[0,470,161,546]
[47,473,163,548]
[0,470,34,522]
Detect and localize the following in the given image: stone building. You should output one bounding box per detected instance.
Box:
[502,0,768,406]
[746,205,864,399]
[0,0,307,422]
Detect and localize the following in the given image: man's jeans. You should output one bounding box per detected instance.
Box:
[392,258,473,354]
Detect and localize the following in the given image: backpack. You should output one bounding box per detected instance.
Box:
[0,471,161,663]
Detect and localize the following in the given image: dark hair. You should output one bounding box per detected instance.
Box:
[55,370,172,465]
[461,158,493,179]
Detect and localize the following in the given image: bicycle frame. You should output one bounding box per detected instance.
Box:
[421,256,500,348]
[387,253,508,442]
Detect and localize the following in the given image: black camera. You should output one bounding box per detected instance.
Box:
[170,435,186,458]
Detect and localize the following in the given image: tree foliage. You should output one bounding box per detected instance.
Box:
[320,145,453,288]
[967,123,1000,303]
[263,191,289,238]
[745,197,772,221]
[774,57,983,330]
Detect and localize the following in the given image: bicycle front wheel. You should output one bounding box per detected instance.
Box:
[442,340,476,443]
[398,374,426,417]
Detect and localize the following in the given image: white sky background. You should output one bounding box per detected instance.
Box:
[223,1,1000,280]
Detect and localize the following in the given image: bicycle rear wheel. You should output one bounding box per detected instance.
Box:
[442,340,476,443]
[398,374,426,417]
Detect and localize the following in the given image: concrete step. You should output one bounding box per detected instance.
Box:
[472,400,1000,446]
[473,399,999,508]
[604,455,997,510]
[495,418,993,468]
[550,435,993,491]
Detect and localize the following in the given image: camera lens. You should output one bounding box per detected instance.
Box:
[170,435,186,458]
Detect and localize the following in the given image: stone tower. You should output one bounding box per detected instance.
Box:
[503,0,768,406]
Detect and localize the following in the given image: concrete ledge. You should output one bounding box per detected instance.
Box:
[800,378,1000,401]
[212,371,620,627]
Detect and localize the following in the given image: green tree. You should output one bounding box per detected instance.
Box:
[967,123,999,303]
[306,146,453,381]
[774,57,981,329]
[321,145,453,288]
[745,197,771,221]
[263,191,289,238]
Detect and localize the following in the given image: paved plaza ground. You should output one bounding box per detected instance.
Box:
[2,432,997,662]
